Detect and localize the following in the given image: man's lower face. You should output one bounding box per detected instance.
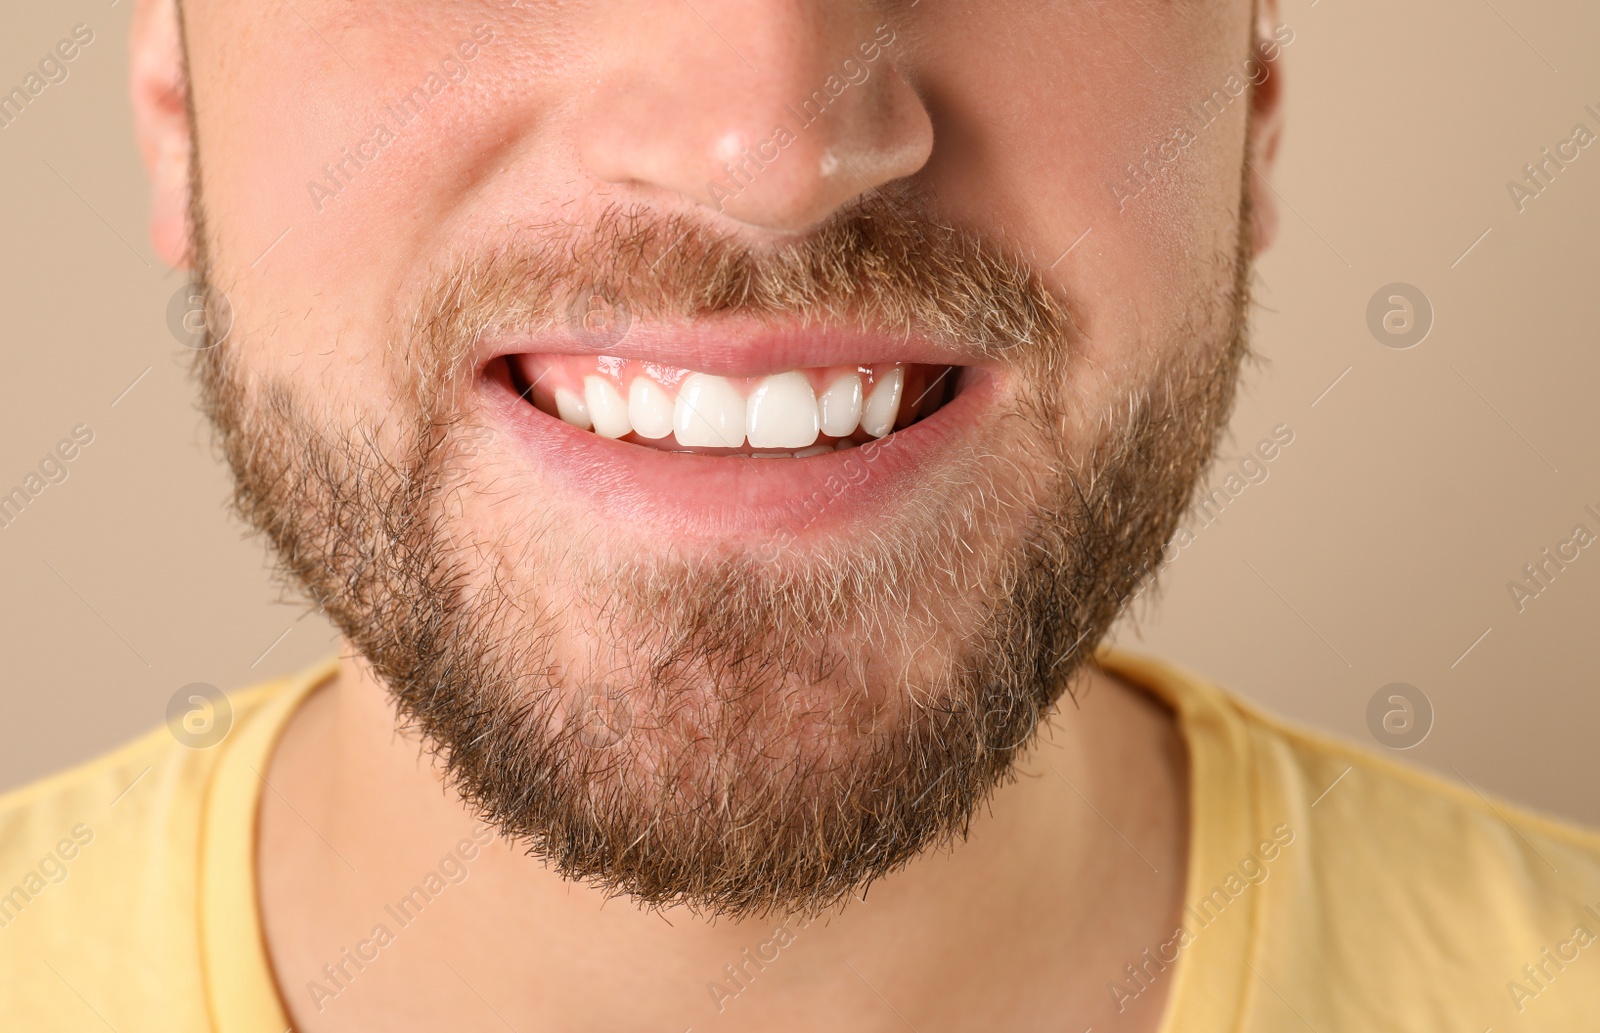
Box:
[196,186,1250,918]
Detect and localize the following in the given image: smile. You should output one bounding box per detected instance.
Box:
[507,355,962,458]
[476,319,996,540]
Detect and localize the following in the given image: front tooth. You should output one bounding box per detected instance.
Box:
[627,376,675,439]
[818,373,862,438]
[860,365,903,438]
[674,373,746,448]
[553,386,592,431]
[584,376,632,439]
[746,371,819,449]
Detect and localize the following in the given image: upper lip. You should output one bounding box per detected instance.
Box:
[477,313,982,378]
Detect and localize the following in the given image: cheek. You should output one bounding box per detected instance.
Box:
[915,2,1252,415]
[188,7,564,404]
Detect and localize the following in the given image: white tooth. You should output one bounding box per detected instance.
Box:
[627,376,675,439]
[674,373,746,448]
[818,373,862,438]
[794,445,831,458]
[553,387,592,431]
[746,371,819,449]
[583,376,632,439]
[860,365,903,438]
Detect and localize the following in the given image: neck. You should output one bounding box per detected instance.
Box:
[258,645,1190,1032]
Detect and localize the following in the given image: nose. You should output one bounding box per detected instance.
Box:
[576,2,933,233]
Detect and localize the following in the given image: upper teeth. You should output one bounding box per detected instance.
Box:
[859,365,903,439]
[675,373,749,448]
[746,371,819,449]
[818,373,863,438]
[584,376,632,439]
[627,375,675,440]
[552,386,592,431]
[523,360,918,451]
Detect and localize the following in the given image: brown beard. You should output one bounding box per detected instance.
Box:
[190,180,1253,919]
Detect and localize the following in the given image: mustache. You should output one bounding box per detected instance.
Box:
[404,185,1080,390]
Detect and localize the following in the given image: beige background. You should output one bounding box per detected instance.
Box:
[2,0,1597,824]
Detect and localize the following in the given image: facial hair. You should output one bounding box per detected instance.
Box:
[190,178,1254,919]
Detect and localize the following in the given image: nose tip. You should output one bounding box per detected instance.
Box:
[576,11,932,234]
[703,74,934,232]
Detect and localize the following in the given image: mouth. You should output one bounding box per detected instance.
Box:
[505,355,963,458]
[476,320,996,543]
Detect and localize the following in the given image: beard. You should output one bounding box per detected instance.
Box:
[191,178,1253,919]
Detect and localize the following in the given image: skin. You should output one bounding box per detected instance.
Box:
[131,0,1284,1028]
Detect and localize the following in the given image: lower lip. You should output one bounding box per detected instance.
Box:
[480,361,997,545]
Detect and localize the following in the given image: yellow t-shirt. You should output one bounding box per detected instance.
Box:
[3,651,1599,1031]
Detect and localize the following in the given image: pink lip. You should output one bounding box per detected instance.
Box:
[478,356,998,547]
[477,313,982,378]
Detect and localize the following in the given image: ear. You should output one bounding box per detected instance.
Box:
[131,0,193,268]
[1246,0,1287,255]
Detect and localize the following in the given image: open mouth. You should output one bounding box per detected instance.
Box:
[475,322,995,539]
[504,355,965,458]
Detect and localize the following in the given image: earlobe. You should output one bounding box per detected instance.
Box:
[1246,0,1286,255]
[131,0,193,269]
